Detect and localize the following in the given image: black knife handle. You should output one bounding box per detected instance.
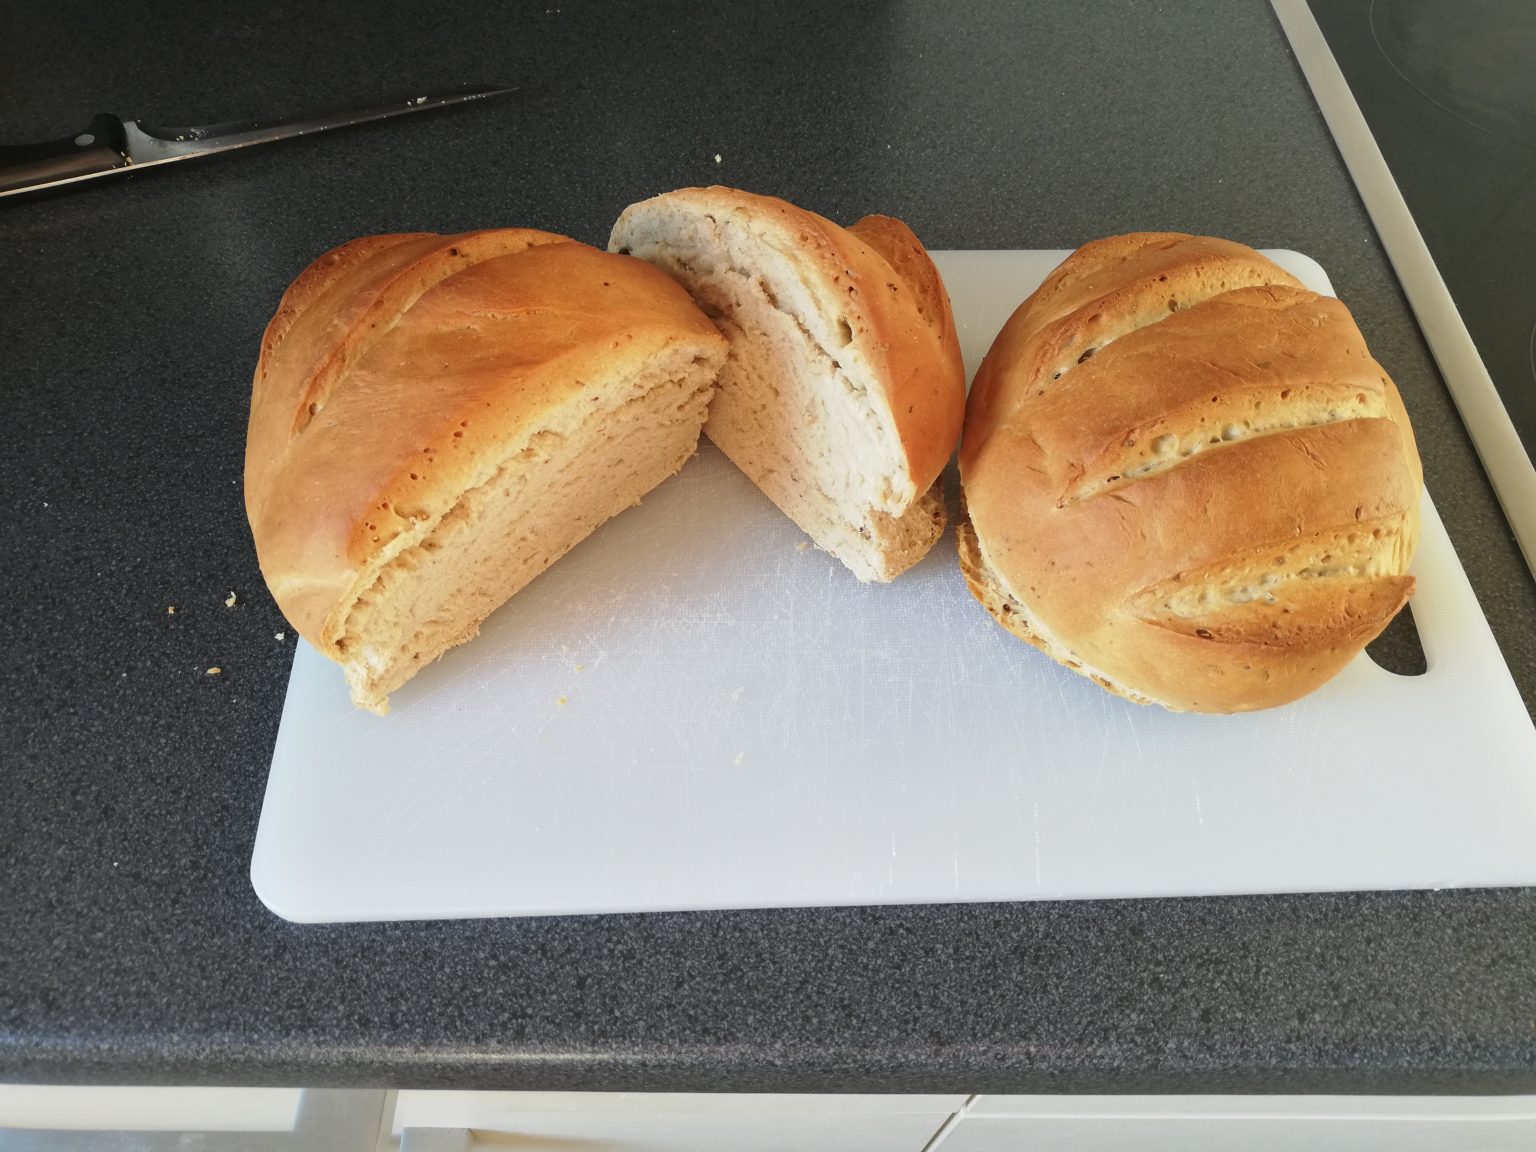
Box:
[0,113,131,197]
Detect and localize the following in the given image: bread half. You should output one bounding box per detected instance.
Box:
[960,233,1423,713]
[610,187,966,582]
[245,229,728,713]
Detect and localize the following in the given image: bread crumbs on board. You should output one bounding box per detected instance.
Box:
[206,667,222,676]
[225,591,237,607]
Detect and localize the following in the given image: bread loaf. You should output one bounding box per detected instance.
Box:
[609,187,966,581]
[245,229,727,713]
[959,233,1422,713]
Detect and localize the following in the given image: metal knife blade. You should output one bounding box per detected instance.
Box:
[0,85,517,199]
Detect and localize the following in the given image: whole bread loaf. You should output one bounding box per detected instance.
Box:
[610,187,966,582]
[959,233,1423,713]
[245,229,727,713]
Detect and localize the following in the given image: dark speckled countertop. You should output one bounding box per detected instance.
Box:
[2,0,1534,1093]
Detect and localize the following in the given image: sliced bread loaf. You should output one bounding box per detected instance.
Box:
[245,229,727,713]
[610,187,966,581]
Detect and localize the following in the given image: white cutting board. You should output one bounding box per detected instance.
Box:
[251,251,1536,923]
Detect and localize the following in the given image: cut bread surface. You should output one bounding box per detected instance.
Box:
[611,187,964,582]
[337,345,719,713]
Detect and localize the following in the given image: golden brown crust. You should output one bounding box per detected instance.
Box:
[962,233,1304,467]
[245,229,726,658]
[957,515,1158,706]
[844,213,966,493]
[618,187,966,503]
[960,234,1422,713]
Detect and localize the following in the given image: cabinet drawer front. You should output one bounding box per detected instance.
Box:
[940,1116,1536,1152]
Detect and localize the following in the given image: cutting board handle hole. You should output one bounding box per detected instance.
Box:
[1365,602,1428,677]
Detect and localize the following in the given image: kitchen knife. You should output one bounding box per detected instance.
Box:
[0,84,517,199]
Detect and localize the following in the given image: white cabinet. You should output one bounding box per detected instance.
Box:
[7,1087,1536,1151]
[936,1095,1536,1152]
[0,1086,301,1132]
[0,1088,384,1151]
[389,1091,967,1152]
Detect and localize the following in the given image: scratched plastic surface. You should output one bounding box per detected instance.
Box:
[251,251,1536,923]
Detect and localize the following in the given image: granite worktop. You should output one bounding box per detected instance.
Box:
[3,0,1534,1093]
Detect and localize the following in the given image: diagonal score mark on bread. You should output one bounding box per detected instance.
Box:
[260,230,571,437]
[964,234,1303,451]
[1051,287,1397,506]
[1126,512,1415,644]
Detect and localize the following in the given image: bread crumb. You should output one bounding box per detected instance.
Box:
[733,751,744,766]
[556,695,568,707]
[573,663,585,673]
[275,632,285,642]
[167,605,175,615]
[731,686,744,701]
[224,591,237,608]
[714,153,722,164]
[206,667,222,676]
[795,541,809,551]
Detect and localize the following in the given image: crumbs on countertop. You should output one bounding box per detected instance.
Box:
[206,667,222,676]
[224,591,237,608]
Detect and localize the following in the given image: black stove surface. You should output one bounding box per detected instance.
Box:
[1309,0,1536,469]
